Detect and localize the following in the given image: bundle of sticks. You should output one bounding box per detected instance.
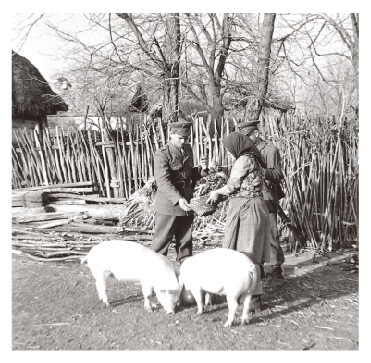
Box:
[117,172,229,244]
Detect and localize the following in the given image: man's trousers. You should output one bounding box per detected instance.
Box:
[151,213,194,262]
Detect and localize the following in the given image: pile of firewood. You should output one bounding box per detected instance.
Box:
[12,181,126,208]
[12,174,229,262]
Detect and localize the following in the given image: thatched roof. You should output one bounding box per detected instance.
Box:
[12,51,68,120]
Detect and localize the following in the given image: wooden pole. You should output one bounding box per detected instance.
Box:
[100,121,112,198]
[83,105,90,131]
[103,129,119,198]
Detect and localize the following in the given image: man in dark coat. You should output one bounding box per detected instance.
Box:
[238,120,285,288]
[151,120,208,263]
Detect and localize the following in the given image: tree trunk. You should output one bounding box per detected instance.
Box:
[350,13,359,78]
[246,13,276,120]
[162,13,180,123]
[213,14,231,126]
[211,95,225,127]
[350,13,359,114]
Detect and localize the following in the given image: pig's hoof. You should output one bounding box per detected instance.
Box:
[241,319,249,326]
[205,293,213,306]
[224,321,233,328]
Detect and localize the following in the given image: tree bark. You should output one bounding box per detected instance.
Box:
[247,13,276,120]
[350,13,359,78]
[162,13,180,123]
[350,13,359,114]
[212,14,231,125]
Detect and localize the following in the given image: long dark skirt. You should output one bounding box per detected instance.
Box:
[222,196,272,265]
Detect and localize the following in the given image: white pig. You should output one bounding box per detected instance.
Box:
[81,240,180,314]
[178,248,257,327]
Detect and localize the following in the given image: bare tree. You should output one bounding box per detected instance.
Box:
[116,13,180,123]
[182,13,232,124]
[12,12,359,124]
[269,13,358,118]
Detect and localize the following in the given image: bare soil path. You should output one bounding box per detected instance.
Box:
[12,247,358,350]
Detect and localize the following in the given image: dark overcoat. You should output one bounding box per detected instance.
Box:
[154,142,206,216]
[255,137,284,212]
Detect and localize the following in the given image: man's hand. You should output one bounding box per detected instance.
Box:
[179,198,192,212]
[207,191,220,204]
[200,157,208,170]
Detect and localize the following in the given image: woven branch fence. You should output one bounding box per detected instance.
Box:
[12,114,359,249]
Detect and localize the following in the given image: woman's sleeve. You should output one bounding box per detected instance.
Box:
[226,154,257,193]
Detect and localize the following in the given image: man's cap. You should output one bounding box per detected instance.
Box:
[169,121,192,137]
[237,120,260,135]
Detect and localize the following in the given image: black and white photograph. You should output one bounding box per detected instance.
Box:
[7,3,365,356]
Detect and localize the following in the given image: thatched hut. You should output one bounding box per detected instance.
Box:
[12,51,68,133]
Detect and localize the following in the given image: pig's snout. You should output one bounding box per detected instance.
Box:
[163,302,177,314]
[156,289,179,314]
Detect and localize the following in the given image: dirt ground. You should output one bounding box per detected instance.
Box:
[12,245,359,351]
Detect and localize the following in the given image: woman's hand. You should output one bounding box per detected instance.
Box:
[207,191,220,204]
[179,198,192,212]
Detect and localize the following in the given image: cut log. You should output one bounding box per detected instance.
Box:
[46,192,126,204]
[51,222,123,234]
[13,212,88,224]
[12,181,93,192]
[12,250,85,262]
[36,215,86,229]
[12,190,48,207]
[12,201,44,208]
[51,200,87,205]
[36,219,71,229]
[32,187,94,193]
[11,204,127,221]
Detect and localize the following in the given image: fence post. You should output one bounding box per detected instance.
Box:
[102,128,119,198]
[32,128,48,186]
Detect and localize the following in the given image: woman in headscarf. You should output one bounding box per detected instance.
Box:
[207,132,272,311]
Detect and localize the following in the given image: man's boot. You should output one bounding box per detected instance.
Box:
[271,265,284,289]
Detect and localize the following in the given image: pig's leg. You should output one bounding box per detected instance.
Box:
[224,295,239,327]
[190,287,204,314]
[94,272,109,305]
[240,293,253,325]
[141,282,155,312]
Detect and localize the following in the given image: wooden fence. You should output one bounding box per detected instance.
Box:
[12,114,359,248]
[12,116,242,198]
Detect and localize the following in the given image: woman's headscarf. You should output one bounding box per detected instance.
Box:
[223,132,266,167]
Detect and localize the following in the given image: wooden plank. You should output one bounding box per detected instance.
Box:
[12,181,93,192]
[13,212,88,223]
[11,204,124,220]
[46,192,126,204]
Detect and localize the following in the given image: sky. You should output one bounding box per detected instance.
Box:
[11,13,107,82]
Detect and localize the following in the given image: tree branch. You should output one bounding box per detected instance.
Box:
[116,13,165,70]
